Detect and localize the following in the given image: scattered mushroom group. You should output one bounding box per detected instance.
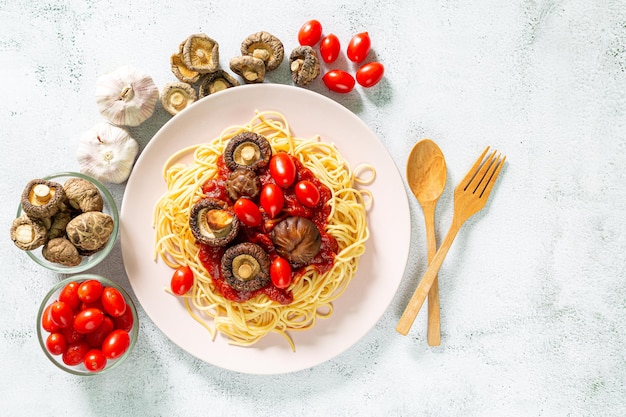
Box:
[230,31,285,84]
[9,177,115,267]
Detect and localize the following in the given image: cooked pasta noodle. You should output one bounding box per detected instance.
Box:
[153,110,372,350]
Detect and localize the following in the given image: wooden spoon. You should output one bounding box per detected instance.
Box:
[405,139,447,346]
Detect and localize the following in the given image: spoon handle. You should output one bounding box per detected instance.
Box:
[396,220,461,336]
[423,204,441,346]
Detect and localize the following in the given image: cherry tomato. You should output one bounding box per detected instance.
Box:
[170,265,194,296]
[101,287,127,317]
[112,306,134,332]
[270,256,292,289]
[295,180,321,207]
[77,279,103,304]
[58,281,81,310]
[62,341,90,366]
[234,198,263,227]
[260,183,284,218]
[269,153,297,188]
[73,308,105,334]
[102,329,130,360]
[84,349,107,372]
[86,316,114,348]
[41,304,60,333]
[322,70,356,93]
[356,62,384,87]
[45,332,67,356]
[298,19,322,46]
[49,301,74,329]
[320,34,341,63]
[347,32,371,63]
[62,325,85,344]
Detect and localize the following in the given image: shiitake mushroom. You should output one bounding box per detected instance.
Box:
[20,179,66,219]
[189,198,240,246]
[223,132,272,171]
[271,216,321,265]
[225,168,261,201]
[221,242,270,292]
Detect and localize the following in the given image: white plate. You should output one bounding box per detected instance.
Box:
[121,84,410,374]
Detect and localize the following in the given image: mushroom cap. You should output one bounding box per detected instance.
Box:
[240,31,285,71]
[10,214,48,251]
[161,82,197,116]
[289,46,321,86]
[221,242,271,292]
[225,168,261,201]
[229,56,266,84]
[63,177,104,212]
[198,70,240,98]
[42,237,82,267]
[20,179,66,219]
[223,132,272,171]
[66,211,114,253]
[170,51,201,84]
[271,216,321,265]
[189,198,240,247]
[183,34,220,74]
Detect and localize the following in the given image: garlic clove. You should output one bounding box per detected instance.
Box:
[95,66,159,127]
[76,122,139,184]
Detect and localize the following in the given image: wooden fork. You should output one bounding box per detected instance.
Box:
[396,146,506,336]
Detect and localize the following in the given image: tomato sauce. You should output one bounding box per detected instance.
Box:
[198,154,337,305]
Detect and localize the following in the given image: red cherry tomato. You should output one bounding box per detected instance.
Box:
[101,287,127,317]
[320,34,341,63]
[260,183,284,218]
[269,153,297,188]
[295,180,321,208]
[62,341,90,366]
[73,308,105,334]
[270,256,292,289]
[102,329,131,360]
[62,325,85,344]
[49,301,74,329]
[84,349,107,372]
[59,281,81,310]
[322,70,356,93]
[347,32,371,63]
[112,306,134,332]
[45,332,67,356]
[86,316,114,348]
[170,265,194,296]
[41,304,60,333]
[234,198,263,227]
[77,279,103,304]
[356,62,384,87]
[298,19,322,46]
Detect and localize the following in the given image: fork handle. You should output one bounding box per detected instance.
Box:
[396,220,462,336]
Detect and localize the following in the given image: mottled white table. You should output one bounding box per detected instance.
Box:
[2,1,626,416]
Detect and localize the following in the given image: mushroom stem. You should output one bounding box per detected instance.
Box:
[238,263,253,279]
[240,145,257,163]
[170,91,186,108]
[242,68,258,81]
[118,85,135,101]
[32,184,52,204]
[14,224,37,245]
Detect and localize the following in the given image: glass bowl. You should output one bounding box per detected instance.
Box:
[36,274,138,375]
[14,172,119,273]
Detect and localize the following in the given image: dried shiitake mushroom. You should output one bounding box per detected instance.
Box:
[223,132,272,171]
[221,242,270,292]
[42,237,82,267]
[226,168,261,201]
[66,211,114,253]
[171,49,202,84]
[20,179,66,219]
[271,216,321,265]
[10,214,48,251]
[161,82,197,116]
[229,56,266,84]
[189,198,240,247]
[198,70,240,98]
[241,31,284,71]
[63,177,104,212]
[183,34,220,74]
[289,46,320,86]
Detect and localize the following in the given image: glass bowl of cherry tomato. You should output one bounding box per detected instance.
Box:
[36,274,138,375]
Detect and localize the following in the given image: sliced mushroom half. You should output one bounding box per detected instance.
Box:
[240,31,284,71]
[21,179,66,219]
[223,132,272,171]
[189,198,240,246]
[289,46,320,86]
[229,56,266,84]
[221,242,270,292]
[183,34,219,74]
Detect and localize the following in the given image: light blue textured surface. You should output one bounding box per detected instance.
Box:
[2,1,626,416]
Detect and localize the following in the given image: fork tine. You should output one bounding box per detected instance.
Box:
[460,146,491,191]
[479,153,506,198]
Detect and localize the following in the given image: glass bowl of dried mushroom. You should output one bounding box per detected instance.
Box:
[10,172,119,273]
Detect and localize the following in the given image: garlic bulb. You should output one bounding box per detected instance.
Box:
[95,66,159,127]
[76,122,139,184]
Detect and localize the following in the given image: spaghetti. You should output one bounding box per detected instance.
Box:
[153,110,372,350]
